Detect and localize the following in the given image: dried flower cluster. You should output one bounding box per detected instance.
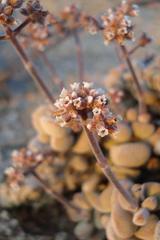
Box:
[21,0,48,24]
[0,0,23,25]
[48,5,82,34]
[101,0,139,45]
[47,5,101,37]
[54,82,118,137]
[0,0,47,27]
[20,22,50,51]
[5,148,44,189]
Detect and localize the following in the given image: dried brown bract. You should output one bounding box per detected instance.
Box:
[21,0,48,24]
[0,0,23,25]
[54,82,118,137]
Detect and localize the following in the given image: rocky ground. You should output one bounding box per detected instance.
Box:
[0,0,160,239]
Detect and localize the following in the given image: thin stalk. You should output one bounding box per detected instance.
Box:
[5,27,54,103]
[46,31,72,52]
[74,30,84,83]
[40,50,64,89]
[31,170,80,213]
[0,34,9,40]
[83,126,138,210]
[14,18,31,36]
[129,44,141,55]
[120,45,147,114]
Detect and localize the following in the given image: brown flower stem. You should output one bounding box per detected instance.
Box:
[46,31,72,52]
[5,27,54,104]
[39,50,64,89]
[31,170,80,213]
[83,125,138,210]
[120,44,147,114]
[13,18,31,36]
[0,34,9,40]
[129,44,141,55]
[74,30,84,83]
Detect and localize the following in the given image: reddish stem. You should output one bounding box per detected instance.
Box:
[120,45,147,114]
[31,170,80,213]
[83,126,138,210]
[5,27,54,104]
[40,50,64,89]
[13,18,31,36]
[74,30,84,83]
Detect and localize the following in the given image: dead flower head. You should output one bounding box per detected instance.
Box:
[47,5,83,35]
[0,0,24,25]
[5,148,43,189]
[20,22,50,51]
[21,0,48,24]
[101,0,139,45]
[5,167,25,190]
[53,82,118,137]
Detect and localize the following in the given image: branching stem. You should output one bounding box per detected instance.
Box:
[13,18,31,36]
[74,30,84,83]
[40,50,64,89]
[120,45,147,114]
[31,170,80,213]
[83,126,138,211]
[5,27,54,103]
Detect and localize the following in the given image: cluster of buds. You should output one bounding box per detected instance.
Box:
[47,5,101,36]
[47,5,82,35]
[20,22,51,51]
[101,0,139,45]
[0,0,24,25]
[5,148,44,189]
[21,0,48,24]
[54,82,118,137]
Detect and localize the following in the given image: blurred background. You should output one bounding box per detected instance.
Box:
[0,0,160,239]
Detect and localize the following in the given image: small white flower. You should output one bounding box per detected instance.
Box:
[63,96,72,107]
[122,0,127,5]
[87,95,93,104]
[93,108,102,116]
[97,126,109,137]
[87,123,92,130]
[5,167,15,176]
[60,88,68,98]
[83,82,93,89]
[73,97,82,108]
[97,95,108,105]
[71,91,77,98]
[36,154,43,162]
[54,99,63,108]
[12,150,19,158]
[70,82,80,91]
